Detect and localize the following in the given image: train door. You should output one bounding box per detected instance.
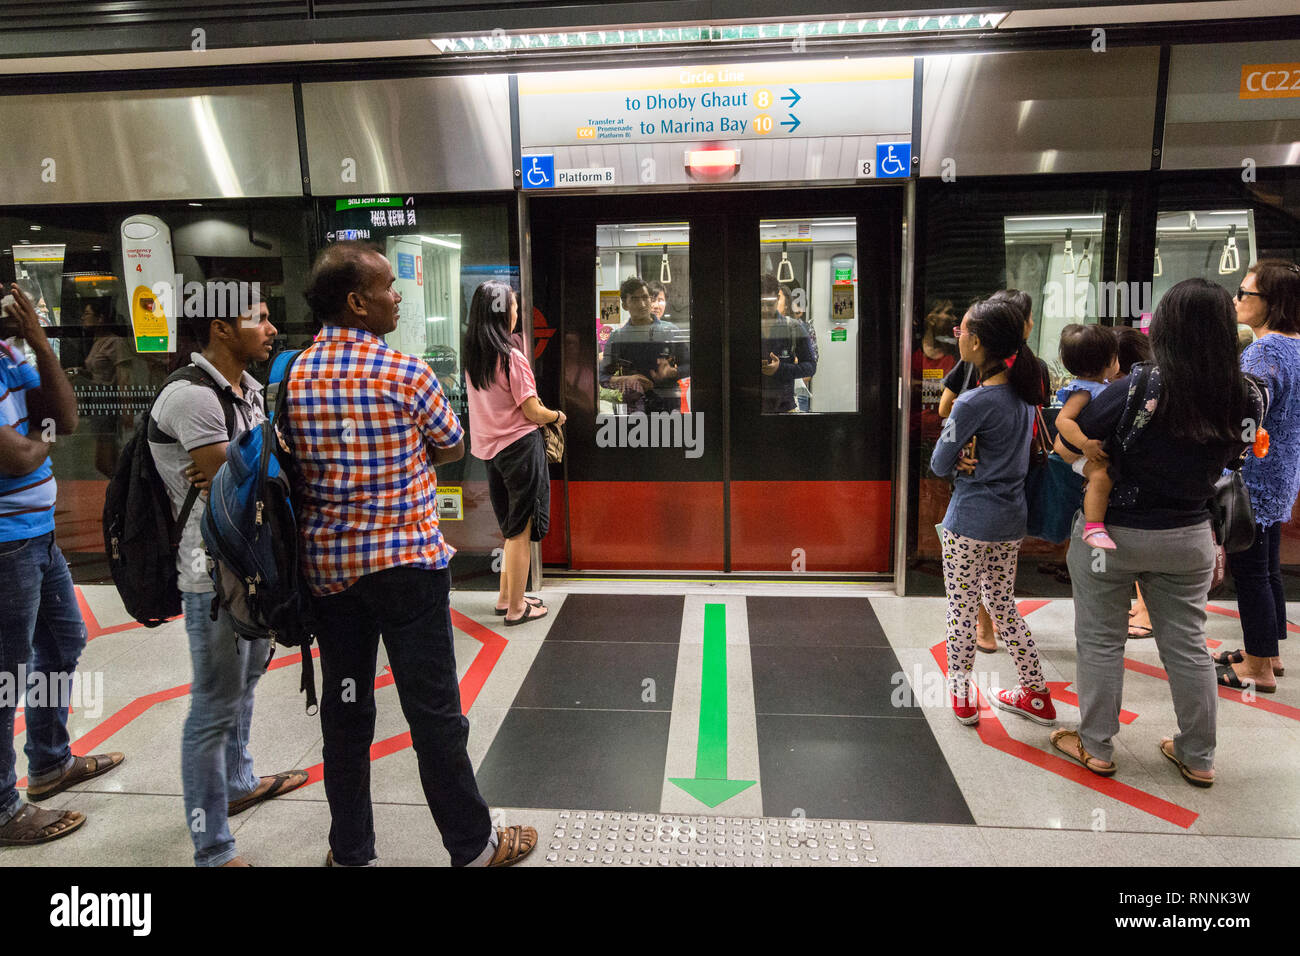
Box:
[532,187,901,575]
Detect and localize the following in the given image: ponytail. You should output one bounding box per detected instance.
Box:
[1007,341,1045,406]
[968,295,1044,406]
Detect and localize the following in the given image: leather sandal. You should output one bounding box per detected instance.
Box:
[26,752,124,802]
[486,825,537,867]
[229,769,310,816]
[1049,729,1117,776]
[0,804,86,846]
[1212,648,1283,677]
[1160,738,1214,788]
[1216,664,1276,694]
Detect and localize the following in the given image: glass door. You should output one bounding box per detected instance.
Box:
[532,188,900,575]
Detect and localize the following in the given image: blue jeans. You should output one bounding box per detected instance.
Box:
[180,592,269,867]
[1226,522,1286,659]
[0,533,86,824]
[311,565,491,866]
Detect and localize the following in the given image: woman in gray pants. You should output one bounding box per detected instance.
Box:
[1052,279,1264,788]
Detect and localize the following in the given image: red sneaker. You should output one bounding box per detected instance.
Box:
[950,685,979,725]
[994,685,1056,725]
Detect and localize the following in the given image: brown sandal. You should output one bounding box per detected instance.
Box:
[0,803,86,846]
[26,752,124,802]
[1050,729,1117,776]
[486,825,537,867]
[1160,738,1214,788]
[229,769,309,816]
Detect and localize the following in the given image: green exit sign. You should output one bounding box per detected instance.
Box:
[335,197,407,210]
[831,328,848,342]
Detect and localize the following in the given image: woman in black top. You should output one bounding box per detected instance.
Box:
[1052,279,1263,787]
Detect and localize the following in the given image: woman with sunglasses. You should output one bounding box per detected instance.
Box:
[1212,260,1300,692]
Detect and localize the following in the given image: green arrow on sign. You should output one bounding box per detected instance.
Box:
[669,603,756,808]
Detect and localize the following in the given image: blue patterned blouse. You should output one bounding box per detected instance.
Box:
[1241,334,1300,527]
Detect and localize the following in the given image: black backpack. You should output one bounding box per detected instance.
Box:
[103,366,235,627]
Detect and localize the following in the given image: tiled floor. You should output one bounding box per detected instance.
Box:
[2,583,1297,867]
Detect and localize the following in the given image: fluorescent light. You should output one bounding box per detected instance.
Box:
[419,235,462,250]
[429,16,1004,53]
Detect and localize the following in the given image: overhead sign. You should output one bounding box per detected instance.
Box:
[518,57,913,149]
[1240,62,1300,99]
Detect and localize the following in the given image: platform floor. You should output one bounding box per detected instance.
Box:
[3,582,1297,867]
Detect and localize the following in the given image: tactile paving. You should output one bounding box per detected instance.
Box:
[540,811,878,867]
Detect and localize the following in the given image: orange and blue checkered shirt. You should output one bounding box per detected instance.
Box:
[284,325,461,596]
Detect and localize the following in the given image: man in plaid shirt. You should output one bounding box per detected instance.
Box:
[286,242,535,867]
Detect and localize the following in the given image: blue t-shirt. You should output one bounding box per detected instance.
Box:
[0,340,56,543]
[1056,377,1109,407]
[930,384,1033,542]
[1241,334,1300,526]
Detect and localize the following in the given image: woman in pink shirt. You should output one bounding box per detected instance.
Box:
[464,281,566,625]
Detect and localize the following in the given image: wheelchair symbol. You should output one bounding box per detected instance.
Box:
[880,146,906,177]
[525,156,552,188]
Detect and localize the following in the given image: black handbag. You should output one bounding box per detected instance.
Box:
[1209,469,1256,553]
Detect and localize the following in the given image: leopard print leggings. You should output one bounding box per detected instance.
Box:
[940,527,1047,697]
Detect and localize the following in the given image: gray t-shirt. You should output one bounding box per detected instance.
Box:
[148,353,265,592]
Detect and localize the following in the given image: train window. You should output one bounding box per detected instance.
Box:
[595,222,691,416]
[759,217,858,414]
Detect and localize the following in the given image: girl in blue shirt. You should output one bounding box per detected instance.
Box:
[931,296,1054,727]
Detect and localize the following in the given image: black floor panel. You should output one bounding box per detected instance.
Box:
[750,645,914,718]
[746,596,891,647]
[476,708,672,812]
[510,641,677,711]
[756,714,975,825]
[546,593,686,643]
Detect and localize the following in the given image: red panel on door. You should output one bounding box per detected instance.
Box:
[541,478,567,564]
[730,480,893,572]
[568,481,725,570]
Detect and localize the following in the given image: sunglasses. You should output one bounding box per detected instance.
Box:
[1236,287,1265,301]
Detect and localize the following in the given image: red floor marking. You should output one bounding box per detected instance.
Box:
[1122,657,1300,721]
[1206,603,1300,634]
[1018,601,1300,723]
[73,586,176,642]
[929,643,1198,829]
[15,646,322,787]
[1046,682,1138,725]
[296,615,506,787]
[1017,599,1052,618]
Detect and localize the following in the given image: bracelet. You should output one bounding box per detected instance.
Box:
[551,411,561,424]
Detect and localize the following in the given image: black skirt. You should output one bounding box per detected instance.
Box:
[486,429,551,541]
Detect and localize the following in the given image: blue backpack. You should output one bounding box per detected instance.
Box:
[201,349,317,712]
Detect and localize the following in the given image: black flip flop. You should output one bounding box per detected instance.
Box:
[1127,624,1153,639]
[504,603,549,627]
[494,596,544,616]
[1216,663,1276,694]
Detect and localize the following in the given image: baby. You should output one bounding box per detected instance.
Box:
[1054,324,1121,549]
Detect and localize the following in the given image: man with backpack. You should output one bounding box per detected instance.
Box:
[148,288,306,867]
[0,285,123,847]
[284,242,535,867]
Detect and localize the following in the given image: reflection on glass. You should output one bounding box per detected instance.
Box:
[595,223,691,415]
[759,217,857,414]
[1152,209,1256,321]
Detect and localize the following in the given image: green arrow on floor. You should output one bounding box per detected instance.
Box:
[669,603,756,808]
